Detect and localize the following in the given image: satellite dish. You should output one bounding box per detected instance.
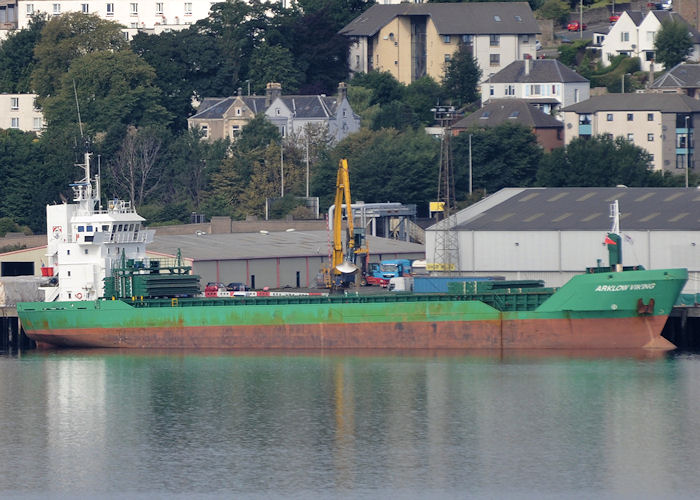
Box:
[336,261,358,274]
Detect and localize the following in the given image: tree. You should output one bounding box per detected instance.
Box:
[404,76,445,125]
[0,14,46,93]
[109,126,165,206]
[654,19,693,69]
[41,50,172,150]
[452,124,542,196]
[536,136,660,187]
[536,0,569,29]
[349,71,405,106]
[442,44,481,107]
[248,43,303,94]
[313,128,440,215]
[31,13,127,101]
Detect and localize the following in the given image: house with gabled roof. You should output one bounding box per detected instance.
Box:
[649,62,700,97]
[339,2,540,84]
[188,82,360,144]
[562,93,700,172]
[452,99,564,151]
[264,83,360,142]
[484,59,589,116]
[601,10,700,72]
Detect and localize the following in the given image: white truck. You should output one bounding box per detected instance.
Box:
[388,276,414,292]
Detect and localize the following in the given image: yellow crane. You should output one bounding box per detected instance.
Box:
[324,159,369,289]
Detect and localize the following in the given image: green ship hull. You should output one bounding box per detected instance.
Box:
[17,268,688,350]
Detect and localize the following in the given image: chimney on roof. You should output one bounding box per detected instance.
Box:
[337,82,348,101]
[237,87,242,96]
[525,57,531,75]
[265,82,282,107]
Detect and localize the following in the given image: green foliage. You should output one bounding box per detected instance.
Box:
[248,43,304,94]
[587,56,640,91]
[312,128,440,215]
[31,12,127,101]
[349,71,405,106]
[655,20,694,69]
[452,124,543,196]
[0,14,46,93]
[42,50,172,147]
[557,39,590,68]
[442,44,481,107]
[371,101,421,131]
[405,76,446,125]
[0,217,32,237]
[536,0,569,28]
[536,136,660,186]
[237,115,281,152]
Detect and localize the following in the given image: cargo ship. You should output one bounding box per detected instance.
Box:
[16,153,688,350]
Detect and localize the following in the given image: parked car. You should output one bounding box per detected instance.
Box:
[567,21,587,31]
[535,40,542,51]
[609,14,620,23]
[226,282,249,291]
[205,282,226,293]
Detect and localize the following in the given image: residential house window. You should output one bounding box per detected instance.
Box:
[106,2,114,15]
[647,31,654,42]
[10,118,19,129]
[52,3,60,15]
[490,34,500,47]
[494,15,501,22]
[505,85,515,96]
[122,32,129,40]
[521,34,529,43]
[489,54,500,66]
[26,4,34,15]
[677,154,686,169]
[281,126,286,137]
[551,85,557,95]
[81,3,89,13]
[33,117,42,130]
[156,2,163,13]
[574,89,580,103]
[10,97,18,110]
[627,113,633,121]
[442,35,450,43]
[232,125,240,137]
[647,113,653,121]
[621,32,629,42]
[530,84,541,95]
[462,34,473,45]
[645,51,655,61]
[130,22,138,28]
[607,113,613,121]
[627,133,634,142]
[444,54,451,62]
[648,133,654,141]
[490,85,494,96]
[276,108,280,115]
[184,2,192,14]
[130,3,138,15]
[235,108,241,116]
[200,125,208,137]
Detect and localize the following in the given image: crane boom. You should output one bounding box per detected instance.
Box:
[332,159,354,272]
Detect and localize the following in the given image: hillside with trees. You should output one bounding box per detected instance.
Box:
[0,0,690,233]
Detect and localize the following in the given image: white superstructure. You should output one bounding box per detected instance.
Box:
[42,149,154,301]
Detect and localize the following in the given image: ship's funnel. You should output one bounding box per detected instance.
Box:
[336,261,358,274]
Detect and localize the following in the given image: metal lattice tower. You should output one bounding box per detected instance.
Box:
[432,106,460,275]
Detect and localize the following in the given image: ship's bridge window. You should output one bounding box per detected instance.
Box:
[86,225,93,232]
[102,225,109,231]
[78,225,84,232]
[128,224,134,231]
[118,224,123,231]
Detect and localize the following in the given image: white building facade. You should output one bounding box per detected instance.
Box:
[0,93,44,133]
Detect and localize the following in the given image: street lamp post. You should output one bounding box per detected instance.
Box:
[686,115,691,188]
[280,140,284,197]
[468,134,473,195]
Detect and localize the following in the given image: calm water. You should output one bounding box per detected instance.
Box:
[1,347,700,499]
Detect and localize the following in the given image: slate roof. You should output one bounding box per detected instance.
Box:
[488,59,588,84]
[453,99,563,130]
[339,2,539,37]
[190,97,236,119]
[650,63,700,89]
[276,96,338,118]
[562,93,700,113]
[149,231,425,261]
[452,187,700,231]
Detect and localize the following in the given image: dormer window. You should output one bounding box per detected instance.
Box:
[494,15,501,22]
[514,15,522,22]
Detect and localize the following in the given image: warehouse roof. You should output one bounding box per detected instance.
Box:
[448,187,700,231]
[149,230,425,261]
